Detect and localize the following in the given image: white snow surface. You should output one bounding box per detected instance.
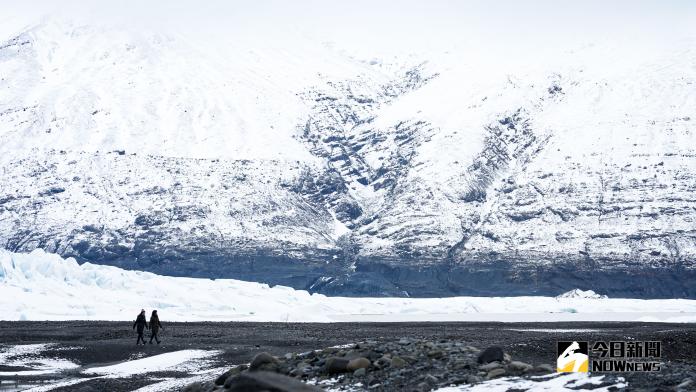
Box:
[556,289,608,300]
[2,249,696,322]
[0,344,79,376]
[5,347,225,392]
[82,350,220,377]
[0,18,375,162]
[435,373,627,392]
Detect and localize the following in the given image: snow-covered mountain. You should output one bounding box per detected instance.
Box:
[2,19,696,298]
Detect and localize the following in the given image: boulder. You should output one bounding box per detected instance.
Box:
[224,371,324,391]
[479,361,501,371]
[477,346,505,364]
[486,368,506,379]
[182,382,205,392]
[509,361,533,372]
[391,356,406,368]
[324,357,350,374]
[215,366,241,385]
[347,357,370,371]
[535,363,555,373]
[427,350,444,359]
[249,352,279,372]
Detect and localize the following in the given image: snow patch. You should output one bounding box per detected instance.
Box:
[506,329,600,333]
[435,373,627,392]
[0,344,79,377]
[82,350,220,377]
[556,289,608,300]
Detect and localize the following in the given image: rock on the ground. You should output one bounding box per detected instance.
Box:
[249,352,279,371]
[324,357,350,374]
[215,366,243,385]
[676,378,693,390]
[509,361,533,372]
[479,361,501,371]
[477,346,505,364]
[535,364,555,373]
[225,371,324,392]
[191,339,557,392]
[487,368,506,379]
[347,357,370,371]
[391,356,406,368]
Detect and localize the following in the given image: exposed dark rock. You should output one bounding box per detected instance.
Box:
[324,357,350,374]
[486,368,506,379]
[249,352,279,371]
[134,214,165,227]
[190,339,555,391]
[346,357,370,371]
[477,346,505,364]
[216,366,244,385]
[224,371,324,392]
[39,186,65,196]
[183,381,213,392]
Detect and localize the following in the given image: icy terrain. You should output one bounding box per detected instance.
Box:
[0,343,224,392]
[434,373,627,392]
[2,250,695,322]
[1,16,696,297]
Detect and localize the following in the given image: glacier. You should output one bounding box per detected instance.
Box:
[1,16,696,297]
[2,249,696,322]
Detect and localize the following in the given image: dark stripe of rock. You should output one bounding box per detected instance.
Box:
[183,340,559,391]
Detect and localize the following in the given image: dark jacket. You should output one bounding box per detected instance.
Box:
[149,315,162,332]
[133,313,147,331]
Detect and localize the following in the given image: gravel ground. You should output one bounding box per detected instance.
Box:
[0,321,694,391]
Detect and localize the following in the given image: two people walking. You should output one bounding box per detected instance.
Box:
[133,309,164,345]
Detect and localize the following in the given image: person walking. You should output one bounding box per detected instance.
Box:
[149,310,163,344]
[133,309,148,345]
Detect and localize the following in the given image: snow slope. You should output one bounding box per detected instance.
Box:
[2,250,695,322]
[1,15,696,297]
[0,18,392,162]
